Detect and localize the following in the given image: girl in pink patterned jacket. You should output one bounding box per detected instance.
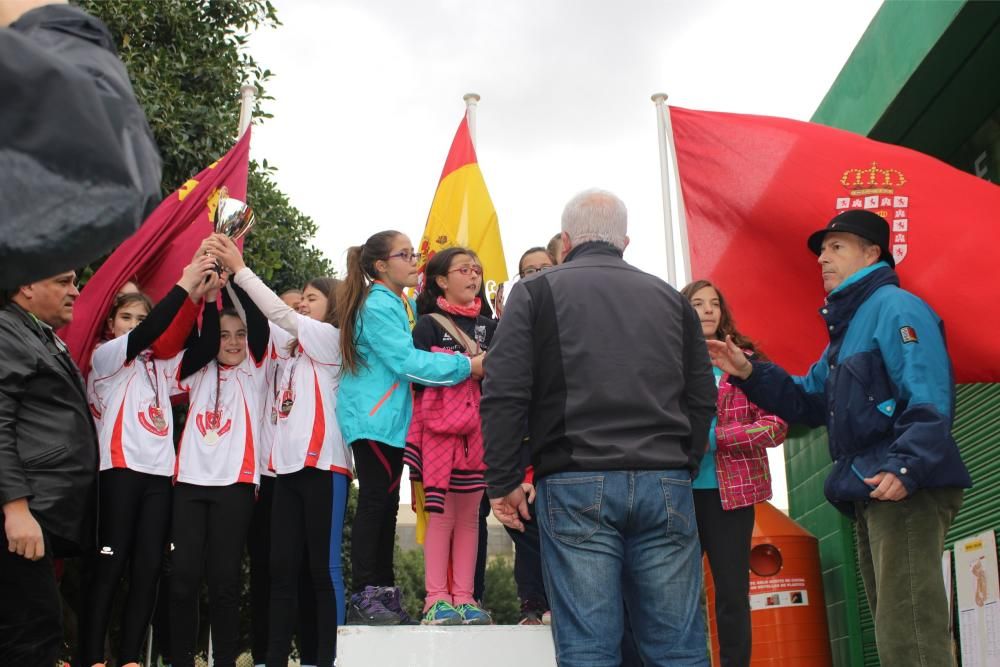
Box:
[682,279,788,667]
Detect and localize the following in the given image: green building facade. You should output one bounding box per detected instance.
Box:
[790,2,1000,664]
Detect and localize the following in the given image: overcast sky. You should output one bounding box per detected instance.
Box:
[249,0,884,508]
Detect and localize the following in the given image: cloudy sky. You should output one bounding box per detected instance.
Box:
[249,0,883,508]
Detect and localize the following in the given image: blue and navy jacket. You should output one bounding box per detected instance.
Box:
[735,263,971,513]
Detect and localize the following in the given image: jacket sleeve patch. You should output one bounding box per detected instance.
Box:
[876,398,896,417]
[899,326,919,344]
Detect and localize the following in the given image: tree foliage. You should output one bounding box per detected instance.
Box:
[76,0,331,288]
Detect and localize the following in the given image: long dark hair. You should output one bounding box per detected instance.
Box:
[289,276,340,354]
[415,247,491,317]
[337,230,401,375]
[680,279,768,361]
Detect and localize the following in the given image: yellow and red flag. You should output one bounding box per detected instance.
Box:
[417,116,506,301]
[63,129,251,372]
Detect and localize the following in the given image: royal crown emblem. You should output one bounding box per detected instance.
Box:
[835,161,910,264]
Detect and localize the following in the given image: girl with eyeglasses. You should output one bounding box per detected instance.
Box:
[336,232,484,625]
[518,247,555,278]
[404,247,496,625]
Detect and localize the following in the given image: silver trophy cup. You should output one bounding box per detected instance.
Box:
[212,191,256,273]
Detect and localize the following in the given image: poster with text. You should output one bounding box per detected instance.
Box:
[955,530,1000,667]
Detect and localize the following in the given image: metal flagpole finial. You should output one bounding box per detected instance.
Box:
[237,84,256,139]
[463,93,481,148]
[651,92,669,104]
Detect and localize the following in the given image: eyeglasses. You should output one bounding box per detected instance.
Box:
[386,250,421,263]
[520,264,552,277]
[448,265,484,277]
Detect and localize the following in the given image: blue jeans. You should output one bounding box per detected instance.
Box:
[537,470,707,667]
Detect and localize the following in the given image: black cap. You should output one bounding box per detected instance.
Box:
[807,209,895,268]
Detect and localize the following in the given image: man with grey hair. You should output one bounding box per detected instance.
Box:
[483,189,717,666]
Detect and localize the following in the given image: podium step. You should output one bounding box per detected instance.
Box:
[336,625,556,666]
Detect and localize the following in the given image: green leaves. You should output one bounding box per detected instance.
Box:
[77,0,330,290]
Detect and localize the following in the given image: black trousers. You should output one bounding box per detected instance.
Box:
[0,528,63,666]
[79,468,171,665]
[350,440,403,590]
[694,489,755,667]
[474,493,490,601]
[266,468,348,667]
[504,500,547,606]
[249,477,319,666]
[169,482,255,667]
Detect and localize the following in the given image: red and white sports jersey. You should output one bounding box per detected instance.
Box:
[88,334,182,476]
[258,323,294,478]
[271,316,352,477]
[174,352,266,486]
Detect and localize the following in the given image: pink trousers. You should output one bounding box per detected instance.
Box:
[423,491,482,611]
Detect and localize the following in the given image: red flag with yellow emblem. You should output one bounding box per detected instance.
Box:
[669,107,1000,382]
[62,129,251,371]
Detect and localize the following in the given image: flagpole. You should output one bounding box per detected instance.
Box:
[652,93,677,286]
[464,92,481,149]
[662,102,692,285]
[237,84,256,139]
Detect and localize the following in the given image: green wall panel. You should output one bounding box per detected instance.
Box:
[812,0,964,135]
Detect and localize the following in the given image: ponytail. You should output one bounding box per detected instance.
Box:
[337,231,401,374]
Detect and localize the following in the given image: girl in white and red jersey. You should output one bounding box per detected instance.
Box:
[80,254,219,667]
[246,279,334,667]
[168,271,271,667]
[208,234,349,667]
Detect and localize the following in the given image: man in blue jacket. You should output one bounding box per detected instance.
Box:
[709,209,970,667]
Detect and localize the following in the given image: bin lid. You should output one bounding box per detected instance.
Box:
[751,502,817,540]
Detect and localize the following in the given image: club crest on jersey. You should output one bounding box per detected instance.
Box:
[899,326,919,344]
[138,405,169,437]
[835,161,910,265]
[195,410,232,442]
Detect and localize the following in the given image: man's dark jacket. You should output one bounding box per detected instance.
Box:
[0,4,161,288]
[482,242,718,497]
[0,303,98,555]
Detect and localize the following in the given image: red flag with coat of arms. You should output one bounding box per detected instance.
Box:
[62,129,251,372]
[669,106,999,383]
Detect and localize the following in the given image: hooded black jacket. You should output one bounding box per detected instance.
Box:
[0,4,161,288]
[482,242,718,498]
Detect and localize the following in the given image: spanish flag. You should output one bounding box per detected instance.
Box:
[417,115,507,299]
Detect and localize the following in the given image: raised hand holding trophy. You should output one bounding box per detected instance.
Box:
[211,186,256,273]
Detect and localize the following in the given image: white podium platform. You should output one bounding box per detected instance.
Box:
[336,625,557,666]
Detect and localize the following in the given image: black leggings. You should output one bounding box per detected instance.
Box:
[169,482,255,667]
[266,467,348,667]
[694,489,755,667]
[249,476,320,665]
[350,440,403,590]
[79,468,171,665]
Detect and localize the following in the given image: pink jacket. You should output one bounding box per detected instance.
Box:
[714,373,787,510]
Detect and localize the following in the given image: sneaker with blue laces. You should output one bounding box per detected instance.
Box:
[421,600,463,625]
[455,602,493,625]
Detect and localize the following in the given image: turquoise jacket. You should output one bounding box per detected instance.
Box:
[336,283,472,449]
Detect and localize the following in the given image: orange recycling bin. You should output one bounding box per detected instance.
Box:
[704,502,833,666]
